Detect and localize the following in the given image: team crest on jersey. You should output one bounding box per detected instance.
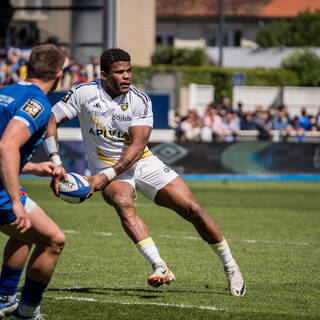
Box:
[21,99,44,119]
[61,91,73,103]
[121,103,128,111]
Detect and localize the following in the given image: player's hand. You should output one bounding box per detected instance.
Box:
[11,201,31,233]
[34,161,58,177]
[50,165,68,196]
[85,173,109,197]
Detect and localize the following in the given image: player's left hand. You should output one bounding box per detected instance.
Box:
[85,173,110,197]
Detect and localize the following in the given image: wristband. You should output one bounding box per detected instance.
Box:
[50,155,62,166]
[43,136,58,155]
[102,167,117,181]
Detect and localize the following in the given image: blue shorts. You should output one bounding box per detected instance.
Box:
[0,187,36,226]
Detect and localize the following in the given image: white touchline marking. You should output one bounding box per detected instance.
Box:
[159,234,309,246]
[95,232,113,236]
[49,295,221,311]
[61,231,309,246]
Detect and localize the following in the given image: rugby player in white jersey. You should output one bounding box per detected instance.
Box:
[44,48,245,296]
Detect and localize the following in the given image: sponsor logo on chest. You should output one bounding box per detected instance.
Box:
[112,113,132,122]
[0,94,15,106]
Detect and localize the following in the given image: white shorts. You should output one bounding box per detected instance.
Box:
[91,155,178,200]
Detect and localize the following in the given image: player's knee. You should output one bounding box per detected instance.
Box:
[185,201,204,222]
[49,231,66,255]
[113,194,134,211]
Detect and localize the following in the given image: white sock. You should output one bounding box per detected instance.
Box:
[17,302,40,317]
[209,238,235,268]
[136,237,165,268]
[0,294,16,305]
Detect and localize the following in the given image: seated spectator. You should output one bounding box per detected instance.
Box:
[272,109,290,141]
[241,111,256,130]
[253,108,271,140]
[288,117,306,142]
[201,104,224,142]
[169,110,183,142]
[222,110,240,142]
[181,109,202,142]
[317,109,320,130]
[201,104,215,142]
[298,108,311,131]
[87,56,100,80]
[309,116,318,131]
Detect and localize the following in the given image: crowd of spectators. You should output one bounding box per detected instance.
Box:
[170,98,320,143]
[2,42,320,143]
[0,45,100,90]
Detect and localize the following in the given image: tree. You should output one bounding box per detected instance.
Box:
[257,10,320,47]
[281,50,320,86]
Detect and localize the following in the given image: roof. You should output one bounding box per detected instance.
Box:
[157,0,320,19]
[261,0,320,17]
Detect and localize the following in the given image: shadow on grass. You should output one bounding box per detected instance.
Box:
[46,286,222,299]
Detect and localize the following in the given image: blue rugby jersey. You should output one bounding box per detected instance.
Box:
[0,81,52,192]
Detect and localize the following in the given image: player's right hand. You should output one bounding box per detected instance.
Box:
[50,165,68,196]
[85,173,110,197]
[11,201,31,233]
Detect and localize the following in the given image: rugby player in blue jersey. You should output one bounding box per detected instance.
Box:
[0,44,65,320]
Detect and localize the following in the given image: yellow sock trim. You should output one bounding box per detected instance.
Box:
[210,240,228,251]
[136,237,154,248]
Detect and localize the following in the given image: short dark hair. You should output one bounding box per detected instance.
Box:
[27,44,65,81]
[100,48,130,72]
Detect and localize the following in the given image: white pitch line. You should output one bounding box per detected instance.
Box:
[61,230,309,246]
[50,295,221,311]
[159,234,309,246]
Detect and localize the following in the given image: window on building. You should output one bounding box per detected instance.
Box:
[234,30,242,47]
[156,34,174,46]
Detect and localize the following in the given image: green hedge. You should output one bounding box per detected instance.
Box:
[132,65,299,103]
[151,45,208,66]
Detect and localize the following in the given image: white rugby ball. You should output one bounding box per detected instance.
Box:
[58,172,90,204]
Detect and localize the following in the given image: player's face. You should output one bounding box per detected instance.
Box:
[101,61,132,98]
[49,69,63,93]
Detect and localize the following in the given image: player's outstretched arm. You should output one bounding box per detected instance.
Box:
[86,125,152,196]
[22,161,59,177]
[0,119,32,233]
[44,113,70,195]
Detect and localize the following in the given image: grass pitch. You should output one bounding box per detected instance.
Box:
[0,180,319,319]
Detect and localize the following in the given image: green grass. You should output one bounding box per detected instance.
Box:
[1,180,319,319]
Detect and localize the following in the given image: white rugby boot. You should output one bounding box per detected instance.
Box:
[148,263,176,288]
[224,259,246,296]
[10,303,45,320]
[0,295,18,318]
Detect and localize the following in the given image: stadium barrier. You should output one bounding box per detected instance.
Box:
[31,130,320,176]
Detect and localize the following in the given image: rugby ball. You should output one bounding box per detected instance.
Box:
[58,172,90,203]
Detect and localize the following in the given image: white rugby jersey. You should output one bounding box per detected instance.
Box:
[52,79,153,169]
